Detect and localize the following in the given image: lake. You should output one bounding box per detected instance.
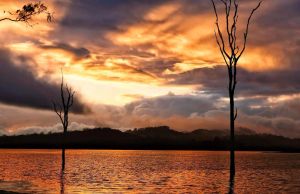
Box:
[0,150,299,193]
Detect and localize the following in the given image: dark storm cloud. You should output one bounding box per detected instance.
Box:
[170,65,300,97]
[237,96,300,122]
[59,0,211,29]
[0,48,89,113]
[55,0,212,45]
[245,0,300,75]
[125,93,218,118]
[50,2,153,52]
[237,69,300,96]
[142,58,181,75]
[256,0,300,30]
[169,65,226,91]
[56,0,170,41]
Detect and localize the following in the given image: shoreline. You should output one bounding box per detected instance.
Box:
[0,148,299,153]
[0,190,23,194]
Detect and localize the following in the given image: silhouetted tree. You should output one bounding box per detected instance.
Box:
[53,72,75,171]
[0,2,52,24]
[211,0,261,178]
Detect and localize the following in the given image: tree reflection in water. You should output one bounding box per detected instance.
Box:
[60,163,65,194]
[228,173,235,194]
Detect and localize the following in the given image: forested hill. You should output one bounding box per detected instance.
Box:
[0,126,299,152]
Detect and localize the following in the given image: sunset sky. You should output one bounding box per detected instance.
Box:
[0,0,299,137]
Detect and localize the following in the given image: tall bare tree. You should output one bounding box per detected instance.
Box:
[211,0,261,178]
[53,72,75,171]
[0,2,52,24]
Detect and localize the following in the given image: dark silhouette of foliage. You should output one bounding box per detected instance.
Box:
[211,0,261,179]
[0,1,53,24]
[0,126,299,152]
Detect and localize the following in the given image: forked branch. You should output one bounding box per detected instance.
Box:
[52,72,75,133]
[237,1,262,60]
[212,0,262,64]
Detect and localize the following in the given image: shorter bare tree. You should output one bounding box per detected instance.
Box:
[53,72,75,171]
[0,2,53,24]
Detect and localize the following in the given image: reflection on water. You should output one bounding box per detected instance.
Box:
[0,150,299,193]
[228,171,235,194]
[60,148,66,194]
[60,166,65,194]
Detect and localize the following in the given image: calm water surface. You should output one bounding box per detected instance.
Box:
[0,150,299,193]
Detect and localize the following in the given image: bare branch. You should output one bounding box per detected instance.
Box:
[69,91,75,108]
[0,18,18,22]
[225,0,232,46]
[230,2,238,55]
[52,70,76,134]
[234,108,238,120]
[66,86,71,107]
[214,30,230,68]
[237,1,262,60]
[211,0,230,60]
[60,70,66,109]
[53,101,64,125]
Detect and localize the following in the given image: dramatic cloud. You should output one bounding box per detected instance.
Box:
[123,94,300,138]
[39,42,90,60]
[0,48,88,113]
[0,0,299,137]
[125,93,218,117]
[0,93,299,138]
[0,103,95,135]
[169,65,300,96]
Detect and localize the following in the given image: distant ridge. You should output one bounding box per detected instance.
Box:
[0,126,299,152]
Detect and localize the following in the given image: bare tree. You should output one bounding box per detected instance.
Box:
[53,72,75,171]
[211,0,261,178]
[0,2,53,24]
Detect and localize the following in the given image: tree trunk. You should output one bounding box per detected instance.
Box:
[229,92,235,177]
[61,129,66,171]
